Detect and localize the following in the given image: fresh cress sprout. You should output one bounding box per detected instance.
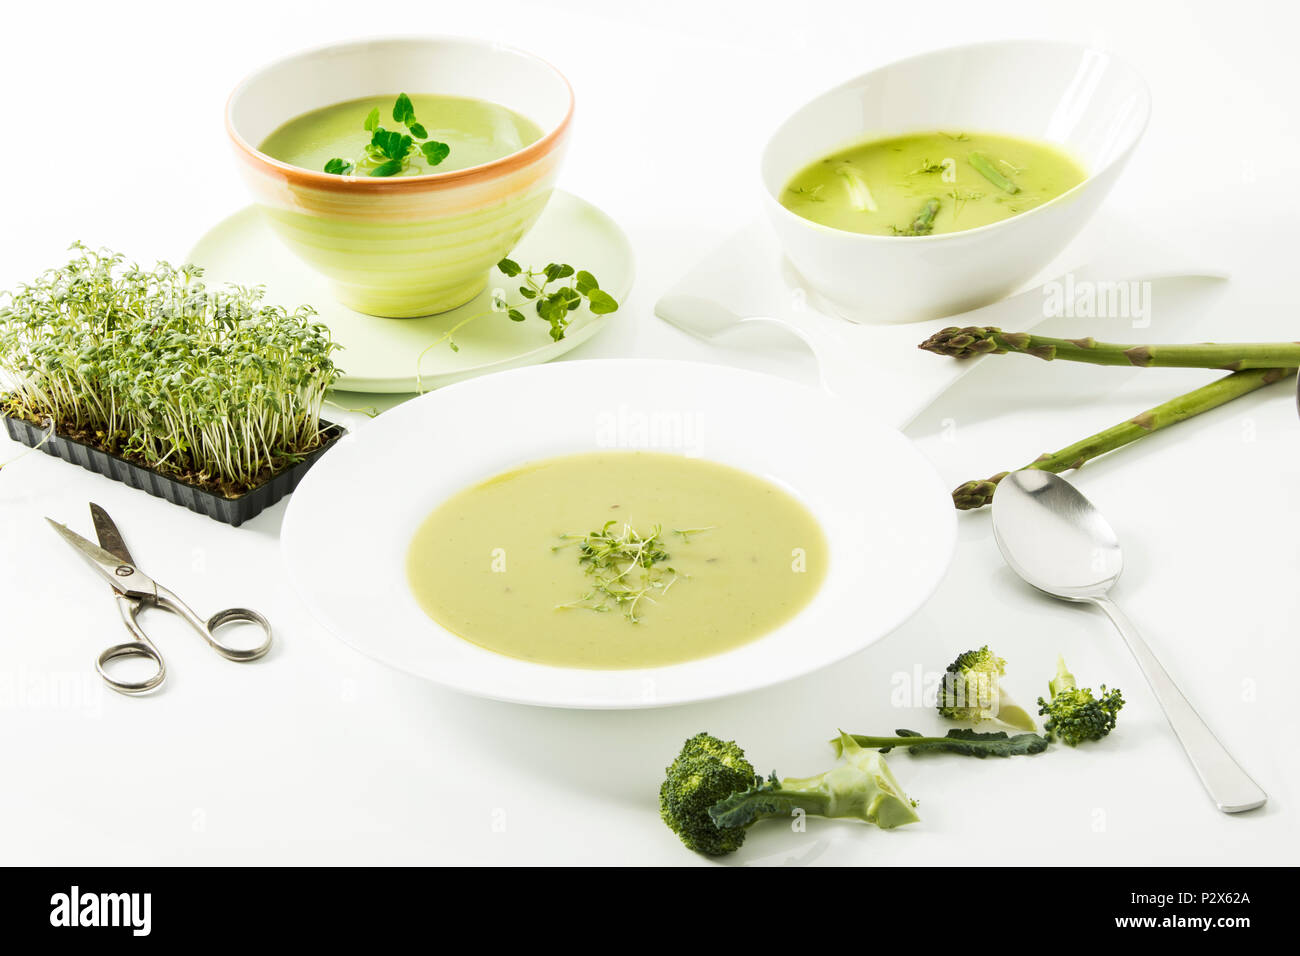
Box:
[0,418,53,475]
[324,93,450,177]
[553,521,713,623]
[0,243,341,494]
[909,158,949,175]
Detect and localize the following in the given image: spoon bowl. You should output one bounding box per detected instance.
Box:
[991,470,1266,813]
[991,469,1123,599]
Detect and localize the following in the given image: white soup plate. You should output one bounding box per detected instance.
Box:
[280,360,956,708]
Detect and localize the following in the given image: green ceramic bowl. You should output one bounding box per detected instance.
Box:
[226,36,573,318]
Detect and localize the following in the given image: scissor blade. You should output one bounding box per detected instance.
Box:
[89,502,135,565]
[45,518,148,597]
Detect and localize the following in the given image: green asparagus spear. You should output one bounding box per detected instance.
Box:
[836,166,878,212]
[920,325,1300,371]
[968,152,1020,194]
[951,367,1297,510]
[894,198,941,236]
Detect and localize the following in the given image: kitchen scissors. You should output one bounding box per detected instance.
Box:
[46,503,272,695]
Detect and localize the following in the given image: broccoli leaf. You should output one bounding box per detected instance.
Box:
[707,772,793,829]
[835,728,1048,758]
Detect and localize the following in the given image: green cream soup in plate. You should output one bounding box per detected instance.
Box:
[258,93,542,176]
[407,452,829,669]
[781,131,1086,236]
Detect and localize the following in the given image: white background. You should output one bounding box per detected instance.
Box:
[2,0,1297,865]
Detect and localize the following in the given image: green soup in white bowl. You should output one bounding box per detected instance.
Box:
[760,40,1150,322]
[226,37,573,318]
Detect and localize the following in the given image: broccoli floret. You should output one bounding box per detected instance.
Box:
[937,645,1037,731]
[659,732,756,856]
[1037,656,1124,746]
[660,732,919,856]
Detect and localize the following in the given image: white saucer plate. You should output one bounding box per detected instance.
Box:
[187,190,634,393]
[280,360,956,708]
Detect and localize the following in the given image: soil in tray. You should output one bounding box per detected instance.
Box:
[2,404,343,499]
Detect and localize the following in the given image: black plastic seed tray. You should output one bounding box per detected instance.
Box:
[2,413,345,527]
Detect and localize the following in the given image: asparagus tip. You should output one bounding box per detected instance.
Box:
[918,326,1004,358]
[951,472,1010,510]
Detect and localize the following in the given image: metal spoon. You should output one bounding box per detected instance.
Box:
[991,470,1267,813]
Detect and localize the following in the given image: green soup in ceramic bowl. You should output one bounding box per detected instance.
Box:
[226,37,573,318]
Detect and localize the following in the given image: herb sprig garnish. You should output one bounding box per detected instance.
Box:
[416,258,620,386]
[787,184,826,202]
[324,93,450,177]
[554,521,714,623]
[497,258,619,341]
[946,186,984,218]
[909,159,949,175]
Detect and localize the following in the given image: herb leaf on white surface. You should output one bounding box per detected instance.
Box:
[416,258,620,388]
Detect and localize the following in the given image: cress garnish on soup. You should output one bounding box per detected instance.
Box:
[406,452,829,669]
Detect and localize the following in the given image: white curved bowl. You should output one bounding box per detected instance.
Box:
[761,40,1151,322]
[281,360,955,708]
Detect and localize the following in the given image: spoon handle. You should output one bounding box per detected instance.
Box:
[1092,596,1267,813]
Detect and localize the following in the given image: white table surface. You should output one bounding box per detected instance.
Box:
[2,0,1297,866]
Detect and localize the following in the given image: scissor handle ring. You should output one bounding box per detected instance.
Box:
[205,607,273,662]
[96,641,166,696]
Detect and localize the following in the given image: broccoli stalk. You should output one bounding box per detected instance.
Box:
[659,732,918,856]
[710,733,920,831]
[1037,656,1124,745]
[937,645,1037,731]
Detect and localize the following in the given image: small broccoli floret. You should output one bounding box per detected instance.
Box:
[1037,656,1124,746]
[937,645,1037,731]
[659,732,919,857]
[659,732,756,856]
[708,733,920,832]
